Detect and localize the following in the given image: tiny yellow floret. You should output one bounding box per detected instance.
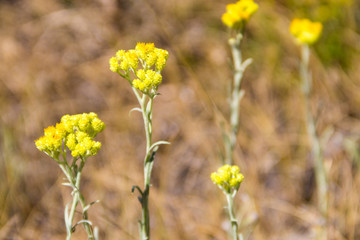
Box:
[290,18,323,45]
[211,164,244,193]
[109,57,120,73]
[222,0,259,29]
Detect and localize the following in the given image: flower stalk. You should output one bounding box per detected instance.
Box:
[216,2,258,239]
[138,92,154,240]
[289,17,327,238]
[226,192,239,240]
[109,43,169,240]
[225,33,253,165]
[300,44,328,219]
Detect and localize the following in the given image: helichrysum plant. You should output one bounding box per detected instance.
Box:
[221,0,258,165]
[211,165,244,240]
[290,18,327,238]
[35,112,105,240]
[109,42,169,240]
[213,1,257,239]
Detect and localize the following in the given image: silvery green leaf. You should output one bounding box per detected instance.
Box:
[83,200,100,213]
[64,203,71,233]
[62,183,73,188]
[129,107,142,116]
[149,141,170,153]
[75,220,92,226]
[241,58,253,70]
[94,226,99,240]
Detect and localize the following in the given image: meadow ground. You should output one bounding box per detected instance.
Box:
[0,0,359,239]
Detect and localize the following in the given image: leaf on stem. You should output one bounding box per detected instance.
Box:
[132,185,144,204]
[238,89,245,100]
[83,200,100,213]
[71,220,93,233]
[62,182,73,188]
[149,141,170,153]
[131,185,144,195]
[129,107,142,116]
[64,203,70,231]
[241,58,253,71]
[74,220,93,226]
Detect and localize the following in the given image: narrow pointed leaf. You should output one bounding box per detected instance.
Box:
[149,141,170,153]
[83,200,100,213]
[129,107,142,116]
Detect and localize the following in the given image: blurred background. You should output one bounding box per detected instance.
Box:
[0,0,359,239]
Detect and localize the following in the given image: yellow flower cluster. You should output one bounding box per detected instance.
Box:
[109,43,169,94]
[211,165,244,193]
[222,0,259,29]
[35,113,105,158]
[290,18,323,45]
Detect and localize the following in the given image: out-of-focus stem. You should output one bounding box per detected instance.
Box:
[225,33,251,165]
[300,44,328,222]
[225,34,243,165]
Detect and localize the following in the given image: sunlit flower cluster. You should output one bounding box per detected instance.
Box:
[35,113,105,159]
[290,18,323,45]
[222,0,258,29]
[109,43,169,94]
[211,165,244,194]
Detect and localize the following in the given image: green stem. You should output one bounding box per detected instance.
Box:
[138,93,154,240]
[77,159,94,239]
[226,193,239,240]
[300,44,328,218]
[64,159,93,240]
[66,166,81,240]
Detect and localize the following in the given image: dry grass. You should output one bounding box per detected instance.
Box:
[0,0,359,239]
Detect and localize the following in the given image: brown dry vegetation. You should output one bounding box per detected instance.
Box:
[0,0,360,239]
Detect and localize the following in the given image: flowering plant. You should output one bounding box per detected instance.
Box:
[110,42,169,240]
[211,165,244,240]
[290,18,327,238]
[35,113,105,240]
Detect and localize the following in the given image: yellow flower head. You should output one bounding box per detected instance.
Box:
[211,164,244,193]
[222,0,259,29]
[35,113,105,159]
[35,123,67,155]
[290,18,323,45]
[109,43,169,95]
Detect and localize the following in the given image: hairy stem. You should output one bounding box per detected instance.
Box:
[77,159,94,239]
[226,193,239,240]
[224,33,251,165]
[137,92,154,240]
[64,159,93,240]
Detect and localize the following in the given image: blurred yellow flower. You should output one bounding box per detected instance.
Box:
[211,164,244,193]
[222,0,259,29]
[290,18,323,45]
